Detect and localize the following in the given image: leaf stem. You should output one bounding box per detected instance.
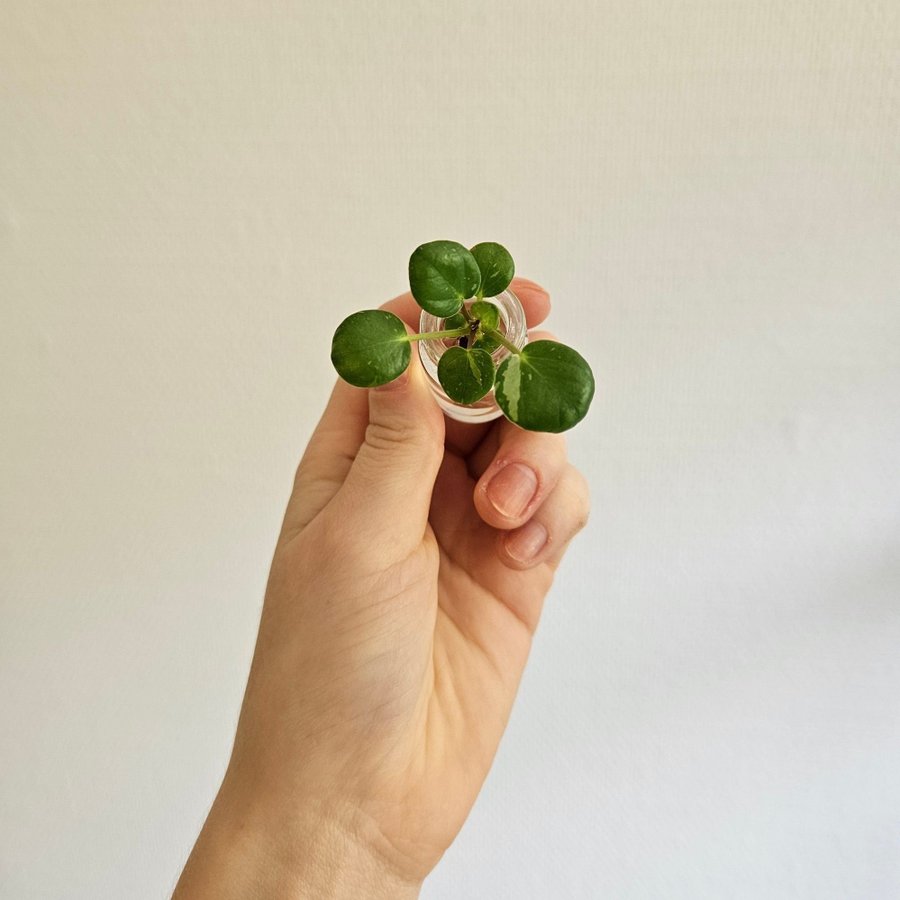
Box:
[483,327,521,355]
[407,325,470,342]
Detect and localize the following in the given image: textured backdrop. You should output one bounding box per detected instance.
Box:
[2,2,899,897]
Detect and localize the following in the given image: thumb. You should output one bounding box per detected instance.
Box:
[332,349,445,560]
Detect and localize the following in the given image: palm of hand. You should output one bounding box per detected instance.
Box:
[362,431,557,876]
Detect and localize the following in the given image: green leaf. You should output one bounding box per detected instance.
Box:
[470,242,515,298]
[495,340,595,432]
[437,346,496,404]
[470,299,499,330]
[451,300,500,351]
[331,310,411,387]
[441,311,467,331]
[441,301,499,349]
[409,240,481,317]
[471,332,500,353]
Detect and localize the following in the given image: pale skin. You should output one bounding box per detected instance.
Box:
[173,278,590,898]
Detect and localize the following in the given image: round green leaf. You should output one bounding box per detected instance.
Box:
[495,340,595,433]
[437,346,496,404]
[409,240,481,317]
[330,310,411,387]
[441,311,468,331]
[470,299,500,330]
[472,331,501,353]
[470,242,515,298]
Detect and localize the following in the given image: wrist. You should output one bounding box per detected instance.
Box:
[174,776,422,900]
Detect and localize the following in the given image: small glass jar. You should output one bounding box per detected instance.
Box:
[418,289,528,424]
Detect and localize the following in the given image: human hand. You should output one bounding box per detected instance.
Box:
[174,278,590,898]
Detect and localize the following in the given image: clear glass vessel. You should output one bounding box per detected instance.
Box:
[418,289,528,424]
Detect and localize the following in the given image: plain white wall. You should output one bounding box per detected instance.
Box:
[2,2,899,898]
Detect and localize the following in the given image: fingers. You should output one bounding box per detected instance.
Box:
[280,378,368,539]
[331,345,446,562]
[509,278,551,328]
[282,279,554,545]
[466,329,563,519]
[473,425,568,530]
[496,464,590,571]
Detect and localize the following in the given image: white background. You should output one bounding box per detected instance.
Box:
[2,2,899,897]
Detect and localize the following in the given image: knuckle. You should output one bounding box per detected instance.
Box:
[364,419,441,457]
[536,431,568,463]
[364,419,412,451]
[292,454,312,491]
[566,468,591,533]
[546,433,568,470]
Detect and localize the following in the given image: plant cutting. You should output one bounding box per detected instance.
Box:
[330,240,595,433]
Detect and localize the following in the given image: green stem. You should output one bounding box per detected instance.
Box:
[459,303,475,323]
[484,327,521,355]
[407,325,469,342]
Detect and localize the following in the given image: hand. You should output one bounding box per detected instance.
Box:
[174,279,590,898]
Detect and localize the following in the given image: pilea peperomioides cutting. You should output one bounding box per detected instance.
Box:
[330,240,595,433]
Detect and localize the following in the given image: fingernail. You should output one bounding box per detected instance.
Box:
[486,463,538,518]
[505,520,548,563]
[516,277,548,296]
